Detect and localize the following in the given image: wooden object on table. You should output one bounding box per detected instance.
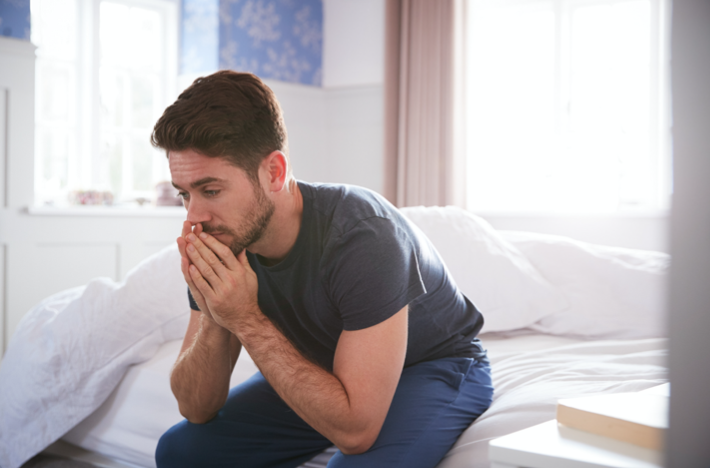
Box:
[556,389,668,450]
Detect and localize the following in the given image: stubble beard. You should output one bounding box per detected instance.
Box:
[202,182,276,257]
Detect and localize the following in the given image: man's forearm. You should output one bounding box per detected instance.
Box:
[171,315,240,423]
[232,311,372,454]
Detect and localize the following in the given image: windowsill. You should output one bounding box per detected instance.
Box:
[27,205,186,217]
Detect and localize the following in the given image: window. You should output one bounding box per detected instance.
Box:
[465,0,671,213]
[31,0,178,206]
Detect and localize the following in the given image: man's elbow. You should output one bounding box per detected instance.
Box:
[177,404,218,425]
[337,430,379,455]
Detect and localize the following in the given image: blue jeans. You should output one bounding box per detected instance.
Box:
[156,357,493,468]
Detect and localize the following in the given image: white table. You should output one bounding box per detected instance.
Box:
[489,419,664,468]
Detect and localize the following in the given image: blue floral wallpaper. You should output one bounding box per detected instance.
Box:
[183,0,323,87]
[0,0,31,41]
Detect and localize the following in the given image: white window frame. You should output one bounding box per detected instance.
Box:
[32,0,178,207]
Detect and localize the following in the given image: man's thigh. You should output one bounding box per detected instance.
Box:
[155,372,332,468]
[328,357,493,468]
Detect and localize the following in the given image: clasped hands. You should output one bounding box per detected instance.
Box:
[176,220,260,332]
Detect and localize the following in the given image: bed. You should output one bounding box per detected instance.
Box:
[0,206,669,468]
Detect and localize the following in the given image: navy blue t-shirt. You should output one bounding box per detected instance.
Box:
[189,181,485,371]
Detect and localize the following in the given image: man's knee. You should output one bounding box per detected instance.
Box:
[156,421,206,468]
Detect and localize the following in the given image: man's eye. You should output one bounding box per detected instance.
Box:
[177,192,189,200]
[204,190,219,197]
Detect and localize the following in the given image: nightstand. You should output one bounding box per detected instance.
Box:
[489,419,664,468]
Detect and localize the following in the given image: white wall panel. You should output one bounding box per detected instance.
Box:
[266,80,329,185]
[0,37,36,208]
[6,243,118,341]
[323,0,384,88]
[324,85,384,194]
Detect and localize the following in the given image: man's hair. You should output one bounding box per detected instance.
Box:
[151,70,290,182]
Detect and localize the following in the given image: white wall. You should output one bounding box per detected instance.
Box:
[322,0,385,88]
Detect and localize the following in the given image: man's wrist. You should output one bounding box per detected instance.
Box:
[230,306,272,345]
[199,313,233,340]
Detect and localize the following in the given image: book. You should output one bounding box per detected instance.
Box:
[556,391,668,450]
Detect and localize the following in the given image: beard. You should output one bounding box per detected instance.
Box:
[202,181,276,257]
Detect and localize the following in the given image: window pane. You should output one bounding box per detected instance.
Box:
[131,75,157,128]
[465,0,663,213]
[35,128,70,204]
[100,68,127,128]
[131,137,154,192]
[37,62,75,122]
[128,7,163,72]
[569,1,652,208]
[100,133,124,197]
[31,0,77,60]
[100,2,130,66]
[466,1,556,212]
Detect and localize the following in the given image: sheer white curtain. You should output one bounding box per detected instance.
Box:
[384,0,465,208]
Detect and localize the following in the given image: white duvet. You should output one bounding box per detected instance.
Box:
[0,207,670,468]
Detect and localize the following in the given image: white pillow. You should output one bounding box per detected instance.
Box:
[401,206,568,333]
[0,244,189,468]
[501,231,669,338]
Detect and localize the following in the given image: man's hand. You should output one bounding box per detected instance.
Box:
[176,221,212,315]
[183,231,260,332]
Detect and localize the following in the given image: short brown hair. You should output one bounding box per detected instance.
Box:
[151,70,289,181]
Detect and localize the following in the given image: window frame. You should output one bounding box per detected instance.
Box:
[32,0,179,207]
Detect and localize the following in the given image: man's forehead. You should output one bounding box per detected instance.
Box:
[169,150,243,188]
[171,176,231,190]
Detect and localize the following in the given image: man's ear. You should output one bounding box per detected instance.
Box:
[261,151,289,192]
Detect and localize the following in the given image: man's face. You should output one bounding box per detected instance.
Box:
[169,149,275,256]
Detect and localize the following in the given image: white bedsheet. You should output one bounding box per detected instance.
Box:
[61,333,667,468]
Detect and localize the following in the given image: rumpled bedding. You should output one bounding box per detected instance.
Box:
[0,246,189,468]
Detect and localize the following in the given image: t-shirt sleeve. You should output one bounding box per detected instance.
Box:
[187,287,200,311]
[325,216,426,331]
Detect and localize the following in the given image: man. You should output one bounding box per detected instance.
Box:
[152,70,492,468]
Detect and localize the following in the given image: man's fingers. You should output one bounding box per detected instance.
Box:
[181,220,192,239]
[186,238,225,284]
[198,232,239,269]
[237,249,251,270]
[177,237,188,259]
[188,263,214,302]
[181,257,209,310]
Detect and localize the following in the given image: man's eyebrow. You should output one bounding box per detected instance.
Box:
[171,177,226,191]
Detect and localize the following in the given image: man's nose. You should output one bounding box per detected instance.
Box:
[185,198,211,225]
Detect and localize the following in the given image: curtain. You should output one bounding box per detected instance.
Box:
[384,0,465,208]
